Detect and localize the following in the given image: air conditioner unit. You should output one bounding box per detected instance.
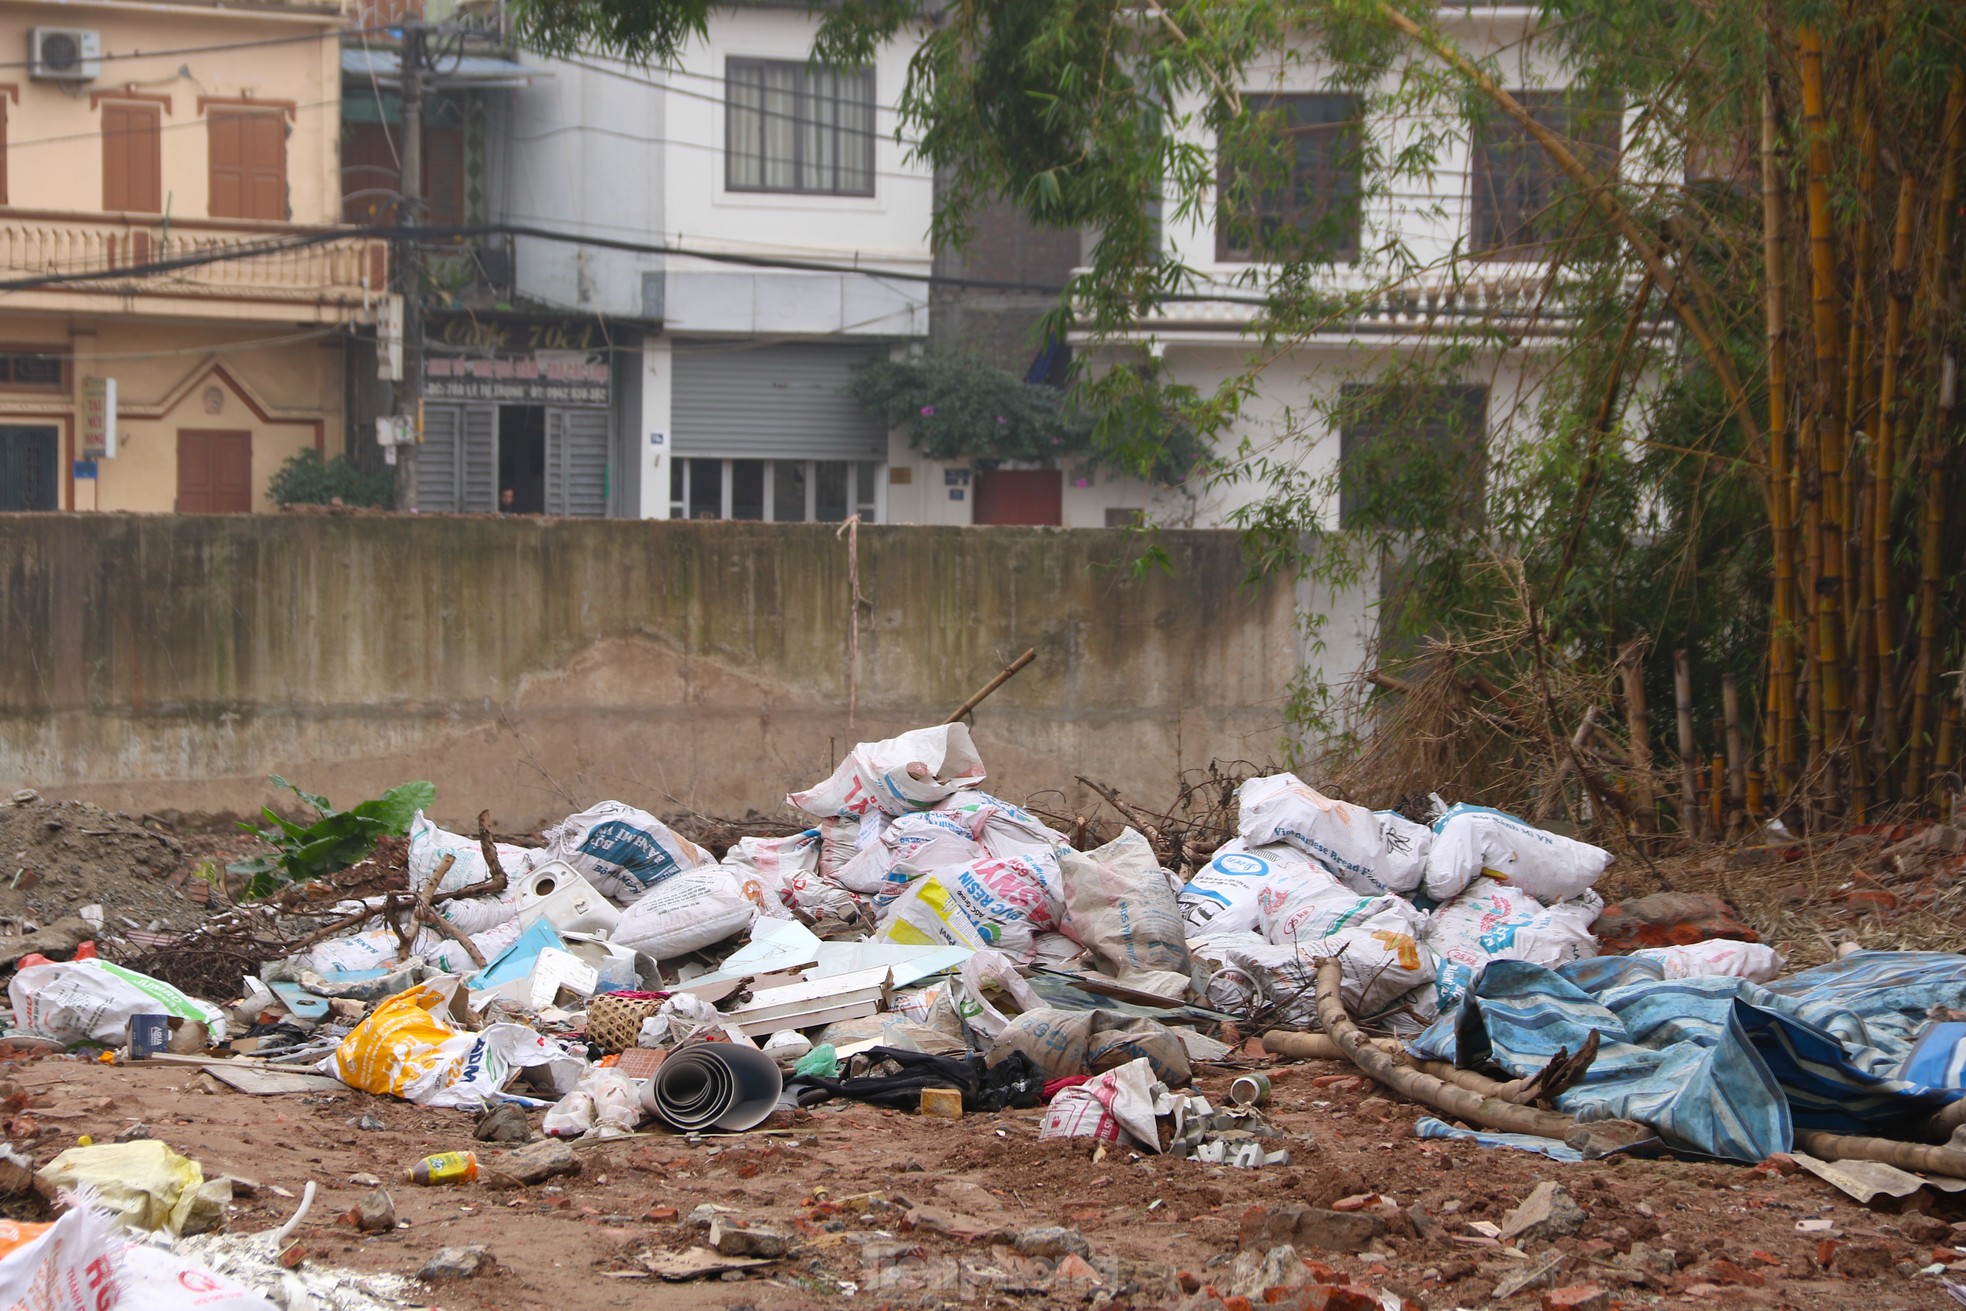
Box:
[28,28,102,82]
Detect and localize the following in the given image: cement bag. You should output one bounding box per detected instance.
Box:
[953,948,1045,1042]
[299,928,403,977]
[408,811,537,894]
[1631,939,1786,982]
[542,1067,640,1140]
[787,723,988,819]
[1178,839,1331,938]
[40,1141,204,1234]
[0,1206,132,1311]
[439,891,521,936]
[1374,811,1432,894]
[121,1242,281,1311]
[11,960,228,1047]
[943,790,1070,867]
[1237,773,1387,892]
[1060,829,1190,978]
[536,801,714,904]
[417,919,525,976]
[875,862,1043,961]
[1424,881,1599,1009]
[1031,931,1090,970]
[817,816,862,879]
[724,831,819,918]
[611,864,757,961]
[835,810,984,899]
[324,977,580,1109]
[987,1007,1193,1084]
[1422,803,1611,903]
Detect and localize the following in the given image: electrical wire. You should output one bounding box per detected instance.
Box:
[0,26,386,74]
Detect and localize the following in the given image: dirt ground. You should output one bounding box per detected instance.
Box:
[6,1045,1961,1311]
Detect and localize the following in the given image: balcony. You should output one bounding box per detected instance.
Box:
[0,210,390,326]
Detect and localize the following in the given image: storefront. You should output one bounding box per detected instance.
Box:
[414,314,623,516]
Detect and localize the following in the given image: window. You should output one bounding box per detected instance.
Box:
[0,350,65,391]
[1217,93,1362,263]
[1470,91,1619,254]
[726,59,875,196]
[670,457,880,521]
[101,101,162,213]
[208,109,287,221]
[1338,383,1487,531]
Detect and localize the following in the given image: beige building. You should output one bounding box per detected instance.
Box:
[0,0,383,512]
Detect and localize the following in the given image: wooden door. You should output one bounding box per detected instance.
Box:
[102,102,162,213]
[972,469,1063,526]
[177,430,253,512]
[209,110,287,220]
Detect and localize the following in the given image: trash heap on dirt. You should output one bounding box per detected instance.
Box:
[8,724,1966,1306]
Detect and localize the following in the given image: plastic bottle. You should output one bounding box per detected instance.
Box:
[406,1151,478,1185]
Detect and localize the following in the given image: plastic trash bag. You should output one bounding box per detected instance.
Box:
[535,801,714,905]
[987,1008,1192,1085]
[0,1206,126,1311]
[542,1068,641,1140]
[1059,829,1191,979]
[1037,1056,1164,1151]
[1424,881,1600,1009]
[833,809,984,899]
[10,960,229,1047]
[1237,774,1388,892]
[1178,839,1329,938]
[1374,811,1433,893]
[787,724,988,819]
[1422,803,1612,903]
[610,865,757,961]
[1631,939,1786,982]
[41,1141,205,1235]
[877,870,1029,958]
[324,976,580,1109]
[637,994,727,1048]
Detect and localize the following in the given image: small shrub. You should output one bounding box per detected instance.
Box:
[268,449,395,509]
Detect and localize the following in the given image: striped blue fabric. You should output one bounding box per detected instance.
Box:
[1408,950,1966,1161]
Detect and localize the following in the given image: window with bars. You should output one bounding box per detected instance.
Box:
[1470,91,1620,254]
[725,59,876,197]
[1217,92,1362,263]
[670,458,880,522]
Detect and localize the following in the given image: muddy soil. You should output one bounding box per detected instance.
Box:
[6,1050,1958,1311]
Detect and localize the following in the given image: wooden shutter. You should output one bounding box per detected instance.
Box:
[1217,93,1360,263]
[177,430,253,513]
[209,110,287,220]
[102,102,162,213]
[342,122,399,224]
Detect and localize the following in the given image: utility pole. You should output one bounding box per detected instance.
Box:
[391,20,427,511]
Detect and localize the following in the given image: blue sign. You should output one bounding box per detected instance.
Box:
[72,460,98,480]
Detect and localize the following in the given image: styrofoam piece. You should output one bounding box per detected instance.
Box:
[720,965,892,1036]
[641,1042,784,1132]
[514,860,622,937]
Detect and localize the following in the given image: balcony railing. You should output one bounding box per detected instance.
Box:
[0,210,389,320]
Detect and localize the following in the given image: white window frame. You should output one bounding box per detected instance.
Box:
[669,457,883,523]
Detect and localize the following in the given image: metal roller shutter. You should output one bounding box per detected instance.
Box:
[545,407,609,516]
[415,403,497,513]
[671,342,887,460]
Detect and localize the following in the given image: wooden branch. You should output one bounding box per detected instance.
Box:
[1262,1025,1597,1106]
[474,810,509,898]
[945,648,1037,724]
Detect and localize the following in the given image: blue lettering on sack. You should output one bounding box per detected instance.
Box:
[578,820,684,890]
[1214,853,1269,877]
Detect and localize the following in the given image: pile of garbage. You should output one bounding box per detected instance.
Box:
[15,721,1966,1302]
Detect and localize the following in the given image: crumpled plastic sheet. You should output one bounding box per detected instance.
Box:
[169,1231,424,1311]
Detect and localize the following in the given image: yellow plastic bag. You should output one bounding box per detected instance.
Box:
[40,1140,204,1234]
[326,980,463,1100]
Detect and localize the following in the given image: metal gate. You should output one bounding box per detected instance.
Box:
[414,404,497,513]
[0,426,58,511]
[544,407,609,516]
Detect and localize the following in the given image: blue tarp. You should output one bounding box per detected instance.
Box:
[1408,950,1966,1162]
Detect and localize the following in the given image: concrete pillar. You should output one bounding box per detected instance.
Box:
[639,336,672,519]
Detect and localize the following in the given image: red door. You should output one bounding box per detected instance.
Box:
[972,469,1062,526]
[177,430,253,512]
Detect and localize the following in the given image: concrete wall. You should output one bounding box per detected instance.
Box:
[0,516,1298,830]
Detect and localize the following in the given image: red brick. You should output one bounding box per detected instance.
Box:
[1541,1286,1609,1311]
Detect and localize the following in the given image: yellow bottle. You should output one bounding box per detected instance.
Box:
[406,1151,479,1185]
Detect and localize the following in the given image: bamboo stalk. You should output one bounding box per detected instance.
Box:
[1709,755,1726,835]
[1618,640,1658,833]
[1911,71,1966,798]
[1870,169,1919,775]
[1674,649,1701,836]
[1800,26,1851,767]
[1723,673,1747,827]
[1797,1129,1966,1180]
[1763,72,1801,792]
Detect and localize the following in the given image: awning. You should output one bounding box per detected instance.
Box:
[341,46,541,91]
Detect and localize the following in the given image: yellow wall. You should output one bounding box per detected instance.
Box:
[0,316,346,512]
[2,1,343,223]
